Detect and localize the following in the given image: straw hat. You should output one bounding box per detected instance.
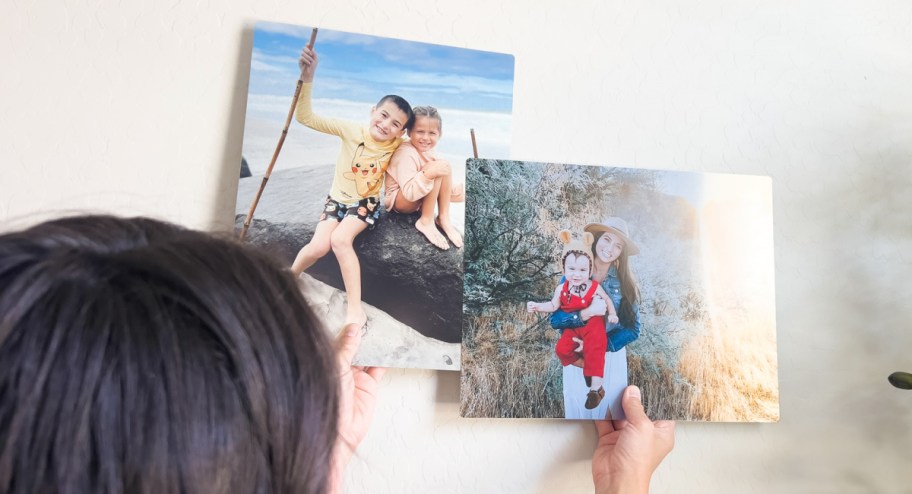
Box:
[583,217,639,256]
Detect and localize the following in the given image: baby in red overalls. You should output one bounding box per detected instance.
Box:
[527,230,618,409]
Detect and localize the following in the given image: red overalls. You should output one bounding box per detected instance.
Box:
[554,280,607,378]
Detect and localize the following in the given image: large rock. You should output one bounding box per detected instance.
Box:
[299,274,459,370]
[235,166,463,344]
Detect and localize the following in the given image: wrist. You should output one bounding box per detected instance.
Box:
[329,452,352,494]
[595,474,650,494]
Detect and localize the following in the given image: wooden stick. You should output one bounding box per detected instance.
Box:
[470,128,479,159]
[240,28,318,239]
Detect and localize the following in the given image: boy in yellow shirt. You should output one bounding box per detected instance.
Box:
[291,47,415,326]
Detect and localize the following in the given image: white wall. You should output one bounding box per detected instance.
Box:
[3,1,911,492]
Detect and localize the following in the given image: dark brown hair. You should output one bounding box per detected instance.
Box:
[376,94,415,131]
[0,215,339,493]
[591,231,640,325]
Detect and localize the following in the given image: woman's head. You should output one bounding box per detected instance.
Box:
[593,231,626,264]
[408,106,442,153]
[0,215,339,493]
[585,217,640,323]
[584,217,639,263]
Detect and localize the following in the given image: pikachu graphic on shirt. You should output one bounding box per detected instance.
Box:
[344,143,391,198]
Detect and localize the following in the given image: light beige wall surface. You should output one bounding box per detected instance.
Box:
[2,1,911,492]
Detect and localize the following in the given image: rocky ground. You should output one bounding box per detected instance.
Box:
[299,273,459,370]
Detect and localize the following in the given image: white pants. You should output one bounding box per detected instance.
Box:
[562,348,627,420]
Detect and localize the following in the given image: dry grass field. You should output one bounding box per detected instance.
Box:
[461,298,778,421]
[461,309,565,418]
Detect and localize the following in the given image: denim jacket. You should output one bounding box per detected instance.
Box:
[549,265,640,352]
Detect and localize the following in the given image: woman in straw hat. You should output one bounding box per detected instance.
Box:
[551,217,641,420]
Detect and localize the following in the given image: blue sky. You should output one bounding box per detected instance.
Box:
[249,22,515,113]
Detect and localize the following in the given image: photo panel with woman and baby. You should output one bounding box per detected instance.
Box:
[234,22,515,370]
[460,159,779,421]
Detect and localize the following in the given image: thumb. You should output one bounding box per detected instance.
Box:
[336,323,364,368]
[654,418,676,435]
[620,385,650,426]
[594,418,615,438]
[653,419,676,459]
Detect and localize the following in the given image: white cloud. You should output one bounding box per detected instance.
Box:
[316,29,378,46]
[255,21,314,40]
[251,49,298,70]
[250,59,284,73]
[377,69,514,97]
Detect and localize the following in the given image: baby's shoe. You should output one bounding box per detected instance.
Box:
[584,387,605,409]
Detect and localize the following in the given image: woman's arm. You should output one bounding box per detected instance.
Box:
[331,323,386,494]
[592,386,675,494]
[606,302,640,352]
[550,296,608,329]
[550,309,584,329]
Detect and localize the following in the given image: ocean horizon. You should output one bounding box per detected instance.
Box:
[241,94,513,179]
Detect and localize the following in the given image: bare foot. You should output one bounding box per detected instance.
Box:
[415,218,449,250]
[435,218,463,248]
[345,305,367,328]
[450,183,465,203]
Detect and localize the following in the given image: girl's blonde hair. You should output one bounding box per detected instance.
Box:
[411,105,442,133]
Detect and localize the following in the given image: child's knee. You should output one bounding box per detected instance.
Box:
[555,339,574,358]
[330,232,355,253]
[450,184,465,202]
[304,236,332,257]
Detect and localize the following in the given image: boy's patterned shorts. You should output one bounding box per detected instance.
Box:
[320,196,381,229]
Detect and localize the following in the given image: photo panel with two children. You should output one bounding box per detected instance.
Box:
[234,22,515,370]
[461,160,780,421]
